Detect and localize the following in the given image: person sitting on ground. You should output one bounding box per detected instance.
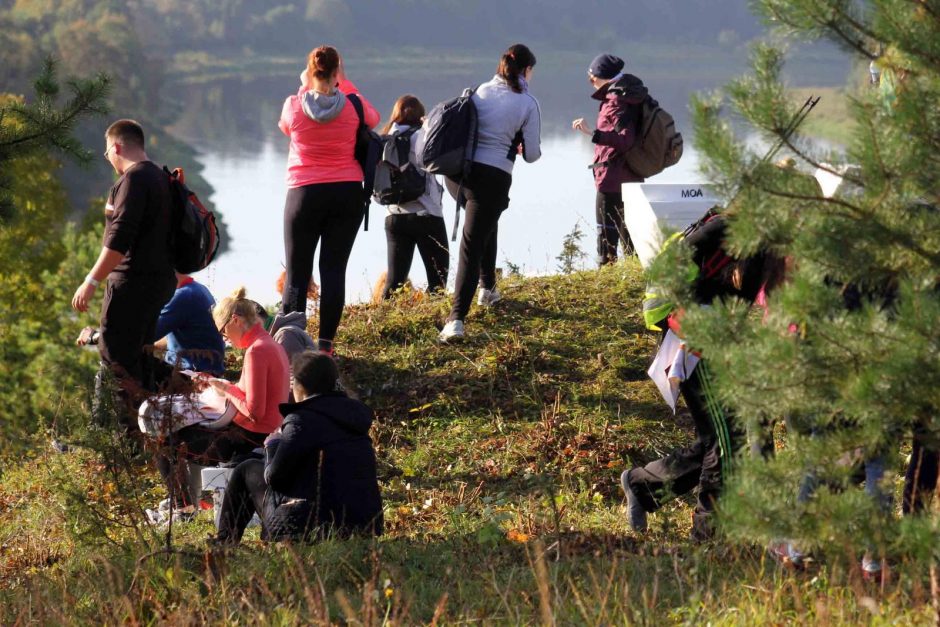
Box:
[80,273,226,385]
[267,298,315,402]
[153,272,225,376]
[214,351,383,544]
[379,94,449,299]
[152,286,290,518]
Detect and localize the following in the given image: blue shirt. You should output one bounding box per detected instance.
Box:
[154,279,225,375]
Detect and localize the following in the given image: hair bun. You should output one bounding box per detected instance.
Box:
[232,286,247,300]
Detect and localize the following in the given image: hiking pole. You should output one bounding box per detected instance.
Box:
[721,94,820,215]
[759,95,820,165]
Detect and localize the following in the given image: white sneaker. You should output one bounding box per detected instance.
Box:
[438,320,465,343]
[146,504,197,528]
[477,287,502,306]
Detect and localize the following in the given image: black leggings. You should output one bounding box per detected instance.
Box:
[216,459,316,544]
[624,361,741,537]
[216,459,276,543]
[595,190,634,265]
[383,213,449,298]
[282,182,364,347]
[448,163,511,322]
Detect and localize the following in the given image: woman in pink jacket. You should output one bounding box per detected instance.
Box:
[153,287,290,520]
[278,46,380,356]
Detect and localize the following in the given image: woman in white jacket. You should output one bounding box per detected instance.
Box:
[439,43,542,342]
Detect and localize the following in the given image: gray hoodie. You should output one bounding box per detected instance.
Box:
[269,312,316,366]
[301,90,346,123]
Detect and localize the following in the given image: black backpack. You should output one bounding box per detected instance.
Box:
[164,166,220,274]
[347,94,383,231]
[373,127,427,206]
[420,87,478,239]
[420,87,478,178]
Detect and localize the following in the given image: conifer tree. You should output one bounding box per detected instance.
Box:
[651,0,939,567]
[0,57,110,222]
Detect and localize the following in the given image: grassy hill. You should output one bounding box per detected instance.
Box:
[0,263,930,624]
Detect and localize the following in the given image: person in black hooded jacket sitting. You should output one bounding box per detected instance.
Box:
[214,351,383,544]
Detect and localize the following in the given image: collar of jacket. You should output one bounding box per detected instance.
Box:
[236,321,266,350]
[278,391,348,417]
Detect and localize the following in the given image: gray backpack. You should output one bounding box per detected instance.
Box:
[373,128,427,206]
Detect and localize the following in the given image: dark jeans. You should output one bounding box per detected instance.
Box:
[98,273,176,431]
[625,361,741,536]
[383,213,449,298]
[903,418,939,515]
[216,459,315,544]
[448,163,511,322]
[216,459,276,543]
[595,190,634,265]
[156,422,266,507]
[282,182,364,346]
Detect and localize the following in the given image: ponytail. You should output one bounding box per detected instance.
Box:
[497,43,537,93]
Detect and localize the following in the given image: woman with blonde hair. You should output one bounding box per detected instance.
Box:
[380,94,449,298]
[151,287,290,521]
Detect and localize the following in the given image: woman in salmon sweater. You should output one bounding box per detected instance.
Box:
[154,287,290,516]
[278,45,380,356]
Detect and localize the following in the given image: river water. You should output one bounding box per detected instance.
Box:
[174,50,847,306]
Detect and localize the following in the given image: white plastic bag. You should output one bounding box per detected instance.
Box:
[138,387,236,436]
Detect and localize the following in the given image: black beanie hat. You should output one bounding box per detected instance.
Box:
[589,54,625,80]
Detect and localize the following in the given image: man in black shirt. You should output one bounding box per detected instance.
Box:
[71,119,177,432]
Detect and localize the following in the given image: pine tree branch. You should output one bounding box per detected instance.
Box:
[860,104,893,190]
[773,128,866,188]
[1,79,109,153]
[762,3,877,59]
[879,6,940,68]
[751,182,940,266]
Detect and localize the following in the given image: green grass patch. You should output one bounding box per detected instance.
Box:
[0,263,934,623]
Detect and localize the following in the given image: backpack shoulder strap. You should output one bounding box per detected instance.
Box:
[395,128,417,167]
[346,93,365,125]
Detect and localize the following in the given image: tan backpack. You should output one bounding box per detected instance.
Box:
[625,97,683,178]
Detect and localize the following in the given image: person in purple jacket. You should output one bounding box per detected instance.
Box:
[572,54,648,266]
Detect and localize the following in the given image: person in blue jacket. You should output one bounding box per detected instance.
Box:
[77,272,225,379]
[214,351,383,544]
[153,273,225,375]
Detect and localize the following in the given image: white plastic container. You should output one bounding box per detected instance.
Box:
[200,465,261,530]
[201,466,235,529]
[622,183,719,268]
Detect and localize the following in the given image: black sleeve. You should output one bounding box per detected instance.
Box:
[103,172,147,254]
[264,419,311,492]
